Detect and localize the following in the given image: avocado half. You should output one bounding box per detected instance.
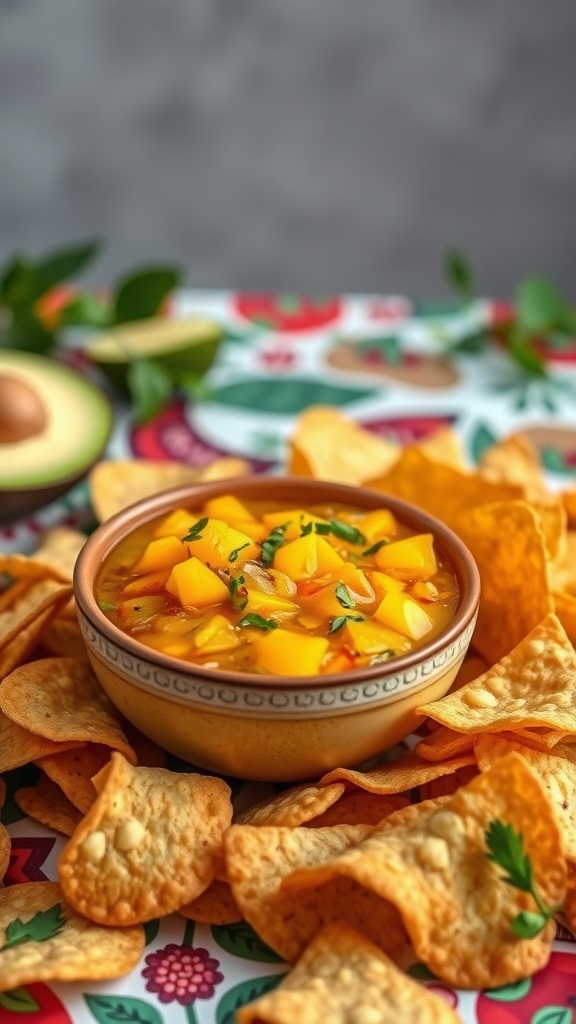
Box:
[85,316,222,391]
[0,350,113,523]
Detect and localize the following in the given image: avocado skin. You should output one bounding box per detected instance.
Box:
[0,471,87,524]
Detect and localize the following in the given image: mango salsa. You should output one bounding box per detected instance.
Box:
[96,494,459,677]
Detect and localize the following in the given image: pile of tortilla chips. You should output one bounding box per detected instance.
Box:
[2,426,576,1021]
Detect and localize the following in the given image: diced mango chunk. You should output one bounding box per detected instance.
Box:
[133,535,189,574]
[137,633,194,659]
[153,509,198,540]
[374,590,434,640]
[188,518,259,569]
[367,571,405,604]
[166,557,229,608]
[229,519,268,543]
[117,595,166,629]
[344,618,410,657]
[152,614,196,635]
[375,533,437,580]
[123,569,171,597]
[360,509,398,543]
[244,586,299,620]
[253,629,329,676]
[300,583,347,621]
[336,563,374,602]
[261,509,329,542]
[274,534,344,581]
[204,494,255,522]
[193,614,240,654]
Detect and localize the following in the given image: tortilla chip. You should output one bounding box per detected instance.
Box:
[0,817,9,882]
[554,590,576,644]
[0,583,73,680]
[0,881,143,990]
[319,750,477,794]
[368,448,523,530]
[562,490,576,529]
[305,791,409,827]
[0,578,32,613]
[0,709,85,773]
[15,773,83,837]
[0,528,85,585]
[58,752,233,925]
[478,432,544,491]
[236,922,461,1024]
[89,457,249,522]
[414,425,467,470]
[236,783,346,827]
[179,879,241,925]
[415,727,475,763]
[37,745,112,813]
[283,753,565,989]
[418,614,576,737]
[551,532,576,596]
[41,618,90,662]
[453,501,553,663]
[417,764,479,801]
[289,407,400,485]
[0,658,135,763]
[225,822,406,963]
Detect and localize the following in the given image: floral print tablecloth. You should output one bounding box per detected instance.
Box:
[2,291,576,1024]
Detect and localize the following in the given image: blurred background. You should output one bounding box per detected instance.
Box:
[1,0,575,297]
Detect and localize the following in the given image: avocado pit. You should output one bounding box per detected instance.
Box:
[0,374,47,443]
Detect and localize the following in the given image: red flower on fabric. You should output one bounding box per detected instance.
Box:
[143,943,224,1005]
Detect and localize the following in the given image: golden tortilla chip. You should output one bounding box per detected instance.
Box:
[368,447,523,530]
[453,501,553,663]
[15,773,83,837]
[0,818,9,882]
[41,618,90,662]
[319,750,476,794]
[478,432,544,491]
[551,532,576,596]
[305,791,409,827]
[179,880,241,925]
[37,745,112,813]
[418,614,576,737]
[414,425,467,470]
[0,528,85,584]
[0,658,135,763]
[283,753,565,989]
[289,407,400,485]
[236,922,461,1024]
[562,490,576,529]
[415,727,475,763]
[236,783,346,827]
[0,881,144,990]
[0,583,73,680]
[58,752,233,925]
[0,709,85,773]
[0,578,32,613]
[225,822,406,963]
[554,590,576,644]
[89,457,249,522]
[417,764,479,801]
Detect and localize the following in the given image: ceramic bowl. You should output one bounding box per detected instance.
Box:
[74,477,480,781]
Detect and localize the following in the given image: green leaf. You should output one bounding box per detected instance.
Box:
[335,583,355,609]
[229,575,248,611]
[511,910,549,938]
[318,519,365,545]
[0,987,41,1012]
[210,378,377,415]
[143,918,159,946]
[0,316,56,355]
[484,977,532,1001]
[516,276,576,336]
[60,292,111,328]
[32,239,100,298]
[261,523,290,565]
[470,423,497,464]
[1,905,66,951]
[363,540,388,557]
[127,358,173,424]
[530,1008,572,1024]
[113,267,180,324]
[212,921,283,962]
[507,327,547,377]
[216,975,285,1024]
[329,615,364,633]
[98,601,116,612]
[229,542,250,563]
[237,613,278,631]
[445,249,474,302]
[182,517,208,542]
[0,256,35,304]
[84,994,163,1024]
[485,820,532,892]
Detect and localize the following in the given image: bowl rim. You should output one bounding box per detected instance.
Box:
[74,475,480,690]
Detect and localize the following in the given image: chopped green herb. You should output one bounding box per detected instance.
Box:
[261,522,290,565]
[335,583,355,609]
[314,519,366,545]
[0,905,66,951]
[182,517,208,543]
[329,615,364,633]
[301,520,315,536]
[229,541,250,563]
[237,613,278,631]
[229,575,248,612]
[362,539,388,557]
[98,600,116,612]
[485,820,560,938]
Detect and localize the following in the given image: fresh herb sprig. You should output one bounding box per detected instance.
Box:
[229,542,250,563]
[362,539,388,557]
[301,519,366,546]
[0,905,66,951]
[445,250,576,378]
[261,523,290,565]
[182,518,208,543]
[329,614,364,633]
[229,575,248,612]
[335,583,355,609]
[485,820,560,938]
[237,613,278,631]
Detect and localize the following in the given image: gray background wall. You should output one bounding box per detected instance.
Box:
[1,0,575,297]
